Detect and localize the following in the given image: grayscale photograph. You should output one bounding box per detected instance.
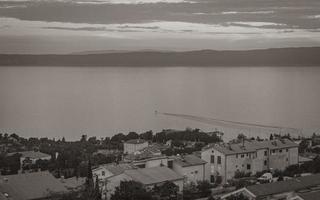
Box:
[0,0,320,199]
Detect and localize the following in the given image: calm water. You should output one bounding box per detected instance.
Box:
[0,66,320,141]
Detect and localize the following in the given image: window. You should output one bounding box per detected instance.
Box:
[217,156,222,164]
[286,158,289,161]
[272,150,276,154]
[168,160,173,169]
[195,170,198,174]
[241,154,244,158]
[236,154,238,158]
[212,150,214,153]
[286,149,289,152]
[246,153,249,157]
[264,151,268,156]
[211,155,215,164]
[247,164,251,170]
[279,149,282,153]
[264,160,267,166]
[210,175,215,183]
[102,171,105,176]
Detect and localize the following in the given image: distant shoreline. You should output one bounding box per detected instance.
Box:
[0,47,320,66]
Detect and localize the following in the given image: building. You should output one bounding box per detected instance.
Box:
[172,154,207,184]
[123,144,173,169]
[221,173,320,200]
[105,166,184,199]
[123,139,148,154]
[92,163,136,181]
[201,139,299,183]
[0,171,68,200]
[8,151,52,169]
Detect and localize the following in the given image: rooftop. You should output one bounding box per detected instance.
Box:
[93,163,136,176]
[124,139,147,145]
[124,166,183,185]
[246,173,320,198]
[298,191,320,200]
[173,154,207,167]
[203,139,298,155]
[7,151,51,159]
[0,171,67,200]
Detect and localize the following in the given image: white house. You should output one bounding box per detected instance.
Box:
[172,154,207,184]
[123,139,148,154]
[105,166,184,199]
[201,139,299,183]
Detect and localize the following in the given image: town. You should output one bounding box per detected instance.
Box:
[0,129,320,200]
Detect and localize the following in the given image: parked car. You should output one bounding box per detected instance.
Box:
[257,173,273,183]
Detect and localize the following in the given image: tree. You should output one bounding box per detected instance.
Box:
[111,133,126,143]
[196,180,212,197]
[269,134,274,140]
[110,180,152,200]
[153,181,178,199]
[140,130,153,141]
[94,176,102,200]
[85,160,94,194]
[126,132,139,140]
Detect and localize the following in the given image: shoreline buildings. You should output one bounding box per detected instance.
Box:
[201,139,299,183]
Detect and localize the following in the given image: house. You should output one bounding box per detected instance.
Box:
[201,139,299,183]
[0,171,68,200]
[8,151,51,169]
[105,166,184,199]
[92,163,136,181]
[172,154,207,184]
[123,144,173,169]
[123,139,148,154]
[221,173,320,200]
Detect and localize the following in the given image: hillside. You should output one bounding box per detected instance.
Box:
[0,47,319,66]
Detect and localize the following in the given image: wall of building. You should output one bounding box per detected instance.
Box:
[269,147,298,171]
[93,167,113,180]
[124,142,148,154]
[106,173,132,200]
[172,163,205,184]
[201,148,226,183]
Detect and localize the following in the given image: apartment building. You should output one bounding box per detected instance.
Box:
[123,139,148,154]
[201,139,299,183]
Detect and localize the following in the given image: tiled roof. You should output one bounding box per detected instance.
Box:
[124,166,183,185]
[93,163,136,176]
[173,154,206,167]
[124,144,168,161]
[125,139,147,144]
[7,151,51,159]
[246,174,320,198]
[0,171,67,200]
[203,139,298,155]
[298,191,320,200]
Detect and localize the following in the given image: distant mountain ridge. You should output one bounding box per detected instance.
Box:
[1,47,320,66]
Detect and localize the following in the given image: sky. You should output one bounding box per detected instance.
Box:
[0,0,320,53]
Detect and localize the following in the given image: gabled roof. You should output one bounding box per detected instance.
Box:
[93,163,136,176]
[0,171,67,200]
[7,151,51,159]
[203,139,298,155]
[124,166,183,185]
[173,154,206,167]
[298,191,320,200]
[246,174,320,198]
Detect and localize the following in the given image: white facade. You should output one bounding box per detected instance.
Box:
[172,162,206,184]
[123,139,149,154]
[201,140,299,183]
